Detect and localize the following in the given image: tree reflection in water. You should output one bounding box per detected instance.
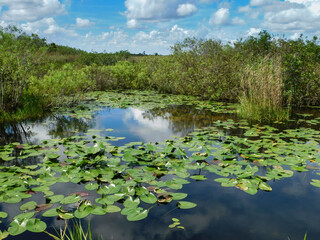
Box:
[0,114,92,146]
[141,105,235,136]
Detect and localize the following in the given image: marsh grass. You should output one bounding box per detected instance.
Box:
[45,220,102,240]
[238,56,290,122]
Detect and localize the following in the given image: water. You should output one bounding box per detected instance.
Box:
[1,105,320,240]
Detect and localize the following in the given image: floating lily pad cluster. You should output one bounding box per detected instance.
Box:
[0,115,320,237]
[57,90,238,119]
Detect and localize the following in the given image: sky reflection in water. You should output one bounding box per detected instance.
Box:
[1,106,320,240]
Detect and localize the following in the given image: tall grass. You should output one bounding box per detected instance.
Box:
[45,220,102,240]
[238,57,290,122]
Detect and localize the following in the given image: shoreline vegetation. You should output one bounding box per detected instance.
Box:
[1,26,320,123]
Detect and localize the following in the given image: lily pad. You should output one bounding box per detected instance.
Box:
[26,218,47,233]
[177,201,197,209]
[20,201,38,211]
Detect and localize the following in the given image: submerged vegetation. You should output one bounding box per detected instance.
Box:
[1,27,320,122]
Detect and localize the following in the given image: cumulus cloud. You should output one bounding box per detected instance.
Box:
[286,0,320,15]
[238,5,251,13]
[76,18,94,28]
[199,0,219,3]
[132,24,191,44]
[0,0,66,22]
[177,3,197,17]
[246,27,262,36]
[126,18,142,29]
[209,8,230,25]
[238,0,320,34]
[232,17,245,25]
[262,0,320,32]
[250,0,272,7]
[124,0,198,28]
[20,18,77,37]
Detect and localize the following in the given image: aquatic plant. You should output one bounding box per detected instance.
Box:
[0,113,319,238]
[45,220,102,240]
[239,56,290,122]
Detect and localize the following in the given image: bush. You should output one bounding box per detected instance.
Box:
[27,64,92,107]
[0,27,46,111]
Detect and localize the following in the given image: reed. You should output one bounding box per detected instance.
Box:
[45,220,102,240]
[238,56,290,122]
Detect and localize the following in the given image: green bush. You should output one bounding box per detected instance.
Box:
[0,27,46,111]
[1,27,320,123]
[28,64,92,107]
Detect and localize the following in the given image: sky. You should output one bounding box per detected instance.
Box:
[0,0,319,54]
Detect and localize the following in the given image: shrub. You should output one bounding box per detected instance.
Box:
[27,64,92,107]
[0,27,46,111]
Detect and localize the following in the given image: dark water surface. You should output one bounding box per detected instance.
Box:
[1,105,320,240]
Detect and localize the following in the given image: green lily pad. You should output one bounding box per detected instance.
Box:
[0,230,9,239]
[91,206,107,215]
[127,208,148,221]
[190,175,207,181]
[47,195,64,204]
[85,183,99,191]
[0,212,8,218]
[105,205,121,213]
[141,193,157,204]
[26,218,47,232]
[259,182,272,191]
[43,208,59,217]
[8,219,28,236]
[177,201,197,209]
[20,201,38,211]
[170,193,188,200]
[60,195,81,204]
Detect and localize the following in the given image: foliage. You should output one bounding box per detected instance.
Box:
[28,64,92,108]
[0,26,46,111]
[238,56,290,122]
[0,102,320,238]
[1,27,320,122]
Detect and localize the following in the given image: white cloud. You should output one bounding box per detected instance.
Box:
[238,0,320,34]
[20,18,77,37]
[250,0,272,7]
[177,3,197,17]
[246,27,262,36]
[125,0,176,20]
[76,18,94,28]
[199,0,219,3]
[209,8,230,25]
[286,0,320,15]
[262,0,320,32]
[126,18,142,29]
[290,32,302,40]
[124,0,198,28]
[90,24,192,54]
[238,5,251,13]
[232,17,245,25]
[0,0,66,22]
[132,24,191,44]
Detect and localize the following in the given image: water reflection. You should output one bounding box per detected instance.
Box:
[0,115,92,146]
[1,105,320,239]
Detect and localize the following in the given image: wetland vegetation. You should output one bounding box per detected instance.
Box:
[0,26,320,239]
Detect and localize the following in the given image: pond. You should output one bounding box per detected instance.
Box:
[0,91,320,240]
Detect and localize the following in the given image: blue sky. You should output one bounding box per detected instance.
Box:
[0,0,319,54]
